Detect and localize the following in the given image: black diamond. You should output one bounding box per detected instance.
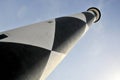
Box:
[52,17,86,53]
[0,42,51,80]
[0,34,8,40]
[82,12,94,25]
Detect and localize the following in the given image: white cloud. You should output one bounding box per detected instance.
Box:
[98,0,115,9]
[17,6,27,19]
[92,22,105,34]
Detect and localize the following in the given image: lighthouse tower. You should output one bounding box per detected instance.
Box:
[0,7,101,80]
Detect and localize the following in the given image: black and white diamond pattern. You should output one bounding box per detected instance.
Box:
[0,11,96,80]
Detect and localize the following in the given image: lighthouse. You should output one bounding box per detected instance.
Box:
[0,7,101,80]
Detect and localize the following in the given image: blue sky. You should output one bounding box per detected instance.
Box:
[0,0,120,80]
